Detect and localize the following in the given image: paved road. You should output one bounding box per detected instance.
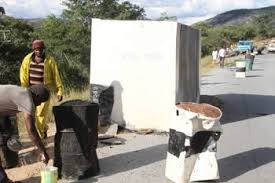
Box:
[61,133,170,183]
[65,53,275,183]
[201,53,275,183]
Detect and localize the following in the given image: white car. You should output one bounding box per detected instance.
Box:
[268,40,275,53]
[267,44,275,52]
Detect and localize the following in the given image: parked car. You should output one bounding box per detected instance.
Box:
[235,40,254,53]
[267,40,275,53]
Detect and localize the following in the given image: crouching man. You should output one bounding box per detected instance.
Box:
[0,84,49,183]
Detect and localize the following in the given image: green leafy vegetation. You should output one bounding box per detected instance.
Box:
[0,16,33,84]
[193,12,275,56]
[0,0,145,91]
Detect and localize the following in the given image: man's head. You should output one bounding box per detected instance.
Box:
[32,40,45,57]
[29,84,50,106]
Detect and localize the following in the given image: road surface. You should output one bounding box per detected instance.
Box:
[201,53,275,183]
[65,53,275,183]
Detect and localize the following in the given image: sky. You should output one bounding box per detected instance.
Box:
[1,0,275,25]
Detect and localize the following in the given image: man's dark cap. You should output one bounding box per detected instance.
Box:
[32,40,45,50]
[29,84,50,102]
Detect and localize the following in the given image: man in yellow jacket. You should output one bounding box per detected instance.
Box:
[20,40,63,139]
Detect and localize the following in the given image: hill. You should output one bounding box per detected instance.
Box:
[204,5,275,26]
[24,18,44,28]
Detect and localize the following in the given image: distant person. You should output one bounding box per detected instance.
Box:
[245,49,255,64]
[226,47,230,53]
[218,47,226,68]
[212,48,218,64]
[0,84,49,183]
[20,40,63,139]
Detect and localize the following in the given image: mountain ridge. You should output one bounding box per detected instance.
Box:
[203,5,275,26]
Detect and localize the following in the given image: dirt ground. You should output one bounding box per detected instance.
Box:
[6,123,56,183]
[6,123,168,183]
[5,123,169,183]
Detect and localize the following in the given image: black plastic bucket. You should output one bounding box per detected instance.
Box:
[0,116,19,169]
[53,100,99,179]
[54,131,99,179]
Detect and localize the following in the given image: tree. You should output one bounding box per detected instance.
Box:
[156,12,177,21]
[33,16,90,90]
[193,22,212,37]
[62,0,145,26]
[194,22,258,57]
[0,7,5,15]
[0,16,33,84]
[33,0,145,91]
[254,13,275,38]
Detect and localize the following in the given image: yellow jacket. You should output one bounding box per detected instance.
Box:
[20,52,63,96]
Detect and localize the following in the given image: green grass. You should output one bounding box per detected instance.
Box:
[200,56,216,75]
[225,55,244,67]
[200,54,245,74]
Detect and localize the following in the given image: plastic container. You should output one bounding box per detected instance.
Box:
[52,100,100,179]
[7,137,22,152]
[165,102,222,183]
[245,58,253,71]
[235,60,246,78]
[0,116,19,168]
[41,166,58,183]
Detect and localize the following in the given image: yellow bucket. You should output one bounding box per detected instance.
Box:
[41,166,58,183]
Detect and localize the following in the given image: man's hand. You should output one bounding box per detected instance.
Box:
[57,95,63,102]
[39,151,49,164]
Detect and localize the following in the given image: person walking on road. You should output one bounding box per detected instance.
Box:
[218,46,226,68]
[245,49,255,63]
[0,84,50,183]
[212,48,218,64]
[20,40,63,139]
